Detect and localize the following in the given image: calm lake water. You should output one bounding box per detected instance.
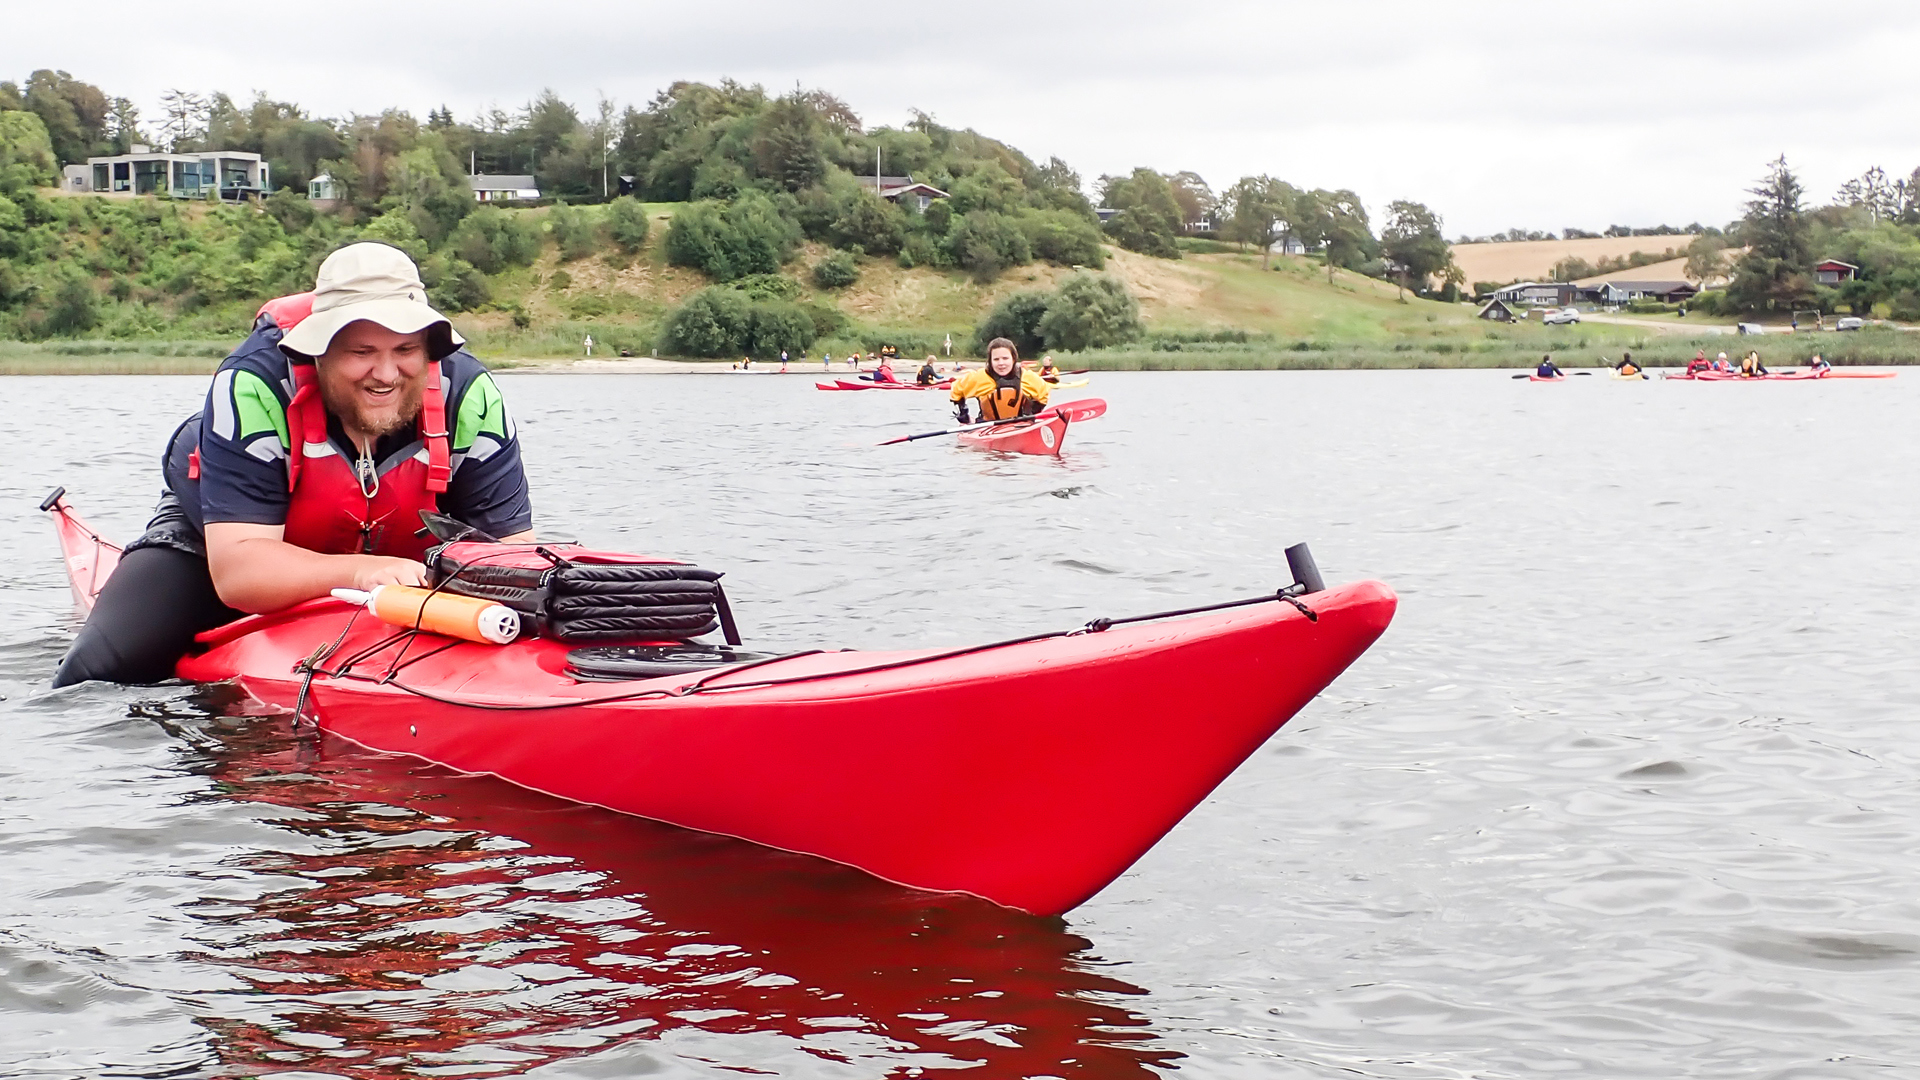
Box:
[3,369,1918,1079]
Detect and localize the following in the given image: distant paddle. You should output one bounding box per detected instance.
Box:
[878,398,1108,446]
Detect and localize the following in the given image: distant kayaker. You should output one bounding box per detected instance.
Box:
[1039,355,1059,380]
[1809,353,1832,374]
[52,243,536,688]
[916,355,941,386]
[1739,351,1769,377]
[1714,352,1733,372]
[873,355,897,383]
[1686,350,1711,376]
[1615,352,1641,378]
[1536,354,1563,378]
[952,338,1051,423]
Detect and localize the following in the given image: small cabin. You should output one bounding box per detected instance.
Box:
[1476,298,1517,322]
[857,174,950,212]
[1814,259,1859,285]
[308,172,341,206]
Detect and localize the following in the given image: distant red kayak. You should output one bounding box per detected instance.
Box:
[815,379,952,392]
[1527,374,1566,382]
[43,492,1394,916]
[1669,369,1897,381]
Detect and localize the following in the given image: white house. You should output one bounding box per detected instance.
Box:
[468,174,541,202]
[72,145,269,200]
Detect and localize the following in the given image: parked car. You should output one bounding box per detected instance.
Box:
[1542,307,1580,325]
[1836,316,1865,331]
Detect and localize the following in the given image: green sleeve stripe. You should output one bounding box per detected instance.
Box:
[454,372,507,450]
[232,370,289,445]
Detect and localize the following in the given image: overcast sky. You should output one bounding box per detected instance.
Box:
[10,1,1919,236]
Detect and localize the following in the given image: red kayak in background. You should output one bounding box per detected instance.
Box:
[815,378,953,391]
[1669,369,1898,381]
[1527,374,1566,382]
[43,491,1393,917]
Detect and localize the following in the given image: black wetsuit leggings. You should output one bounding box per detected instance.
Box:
[52,546,239,688]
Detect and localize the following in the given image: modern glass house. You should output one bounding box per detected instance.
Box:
[63,145,271,200]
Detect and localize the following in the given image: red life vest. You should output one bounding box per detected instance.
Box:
[191,292,452,560]
[279,360,451,560]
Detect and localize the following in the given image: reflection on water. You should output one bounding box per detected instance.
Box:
[146,687,1177,1078]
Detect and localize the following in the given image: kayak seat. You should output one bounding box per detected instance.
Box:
[566,644,781,682]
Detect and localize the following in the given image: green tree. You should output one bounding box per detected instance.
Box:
[1103,206,1180,259]
[0,110,58,189]
[1318,189,1376,271]
[1037,272,1143,351]
[605,195,651,254]
[829,191,906,255]
[1380,200,1454,298]
[946,210,1032,282]
[973,290,1051,356]
[812,249,858,288]
[1018,209,1106,268]
[447,204,541,272]
[1220,175,1295,267]
[24,70,109,165]
[664,191,801,281]
[753,92,828,192]
[1727,156,1813,312]
[1098,168,1183,258]
[546,200,598,261]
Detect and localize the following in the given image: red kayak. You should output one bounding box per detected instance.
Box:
[815,378,952,391]
[44,494,1394,916]
[959,413,1073,454]
[1526,374,1565,382]
[1670,368,1897,381]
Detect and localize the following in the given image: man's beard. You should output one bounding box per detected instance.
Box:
[318,369,425,439]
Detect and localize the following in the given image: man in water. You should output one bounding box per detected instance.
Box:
[951,338,1051,423]
[53,243,535,686]
[1535,354,1563,378]
[915,355,942,386]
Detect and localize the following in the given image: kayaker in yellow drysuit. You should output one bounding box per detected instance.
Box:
[951,338,1051,423]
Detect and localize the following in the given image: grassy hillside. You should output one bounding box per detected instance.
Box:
[9,192,1877,374]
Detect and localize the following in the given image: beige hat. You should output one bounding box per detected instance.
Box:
[279,243,464,360]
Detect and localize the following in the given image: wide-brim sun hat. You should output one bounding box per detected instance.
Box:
[279,242,464,361]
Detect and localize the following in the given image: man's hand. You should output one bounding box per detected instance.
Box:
[351,557,429,590]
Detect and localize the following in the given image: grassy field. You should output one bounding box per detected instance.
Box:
[1451,235,1697,286]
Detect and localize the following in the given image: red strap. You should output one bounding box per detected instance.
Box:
[187,447,200,481]
[421,361,450,493]
[286,364,318,493]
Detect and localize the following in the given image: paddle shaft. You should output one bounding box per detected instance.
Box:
[879,399,1106,446]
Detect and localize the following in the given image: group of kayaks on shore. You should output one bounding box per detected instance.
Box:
[1530,349,1895,382]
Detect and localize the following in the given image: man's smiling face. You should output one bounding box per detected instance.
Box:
[316,320,429,441]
